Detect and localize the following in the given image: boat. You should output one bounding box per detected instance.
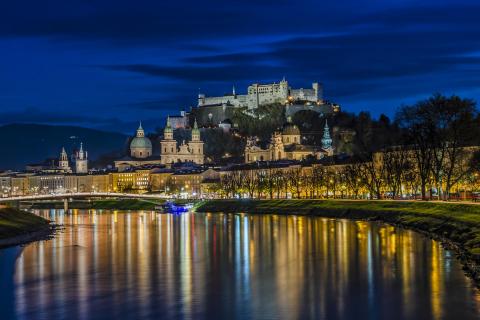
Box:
[156,201,194,214]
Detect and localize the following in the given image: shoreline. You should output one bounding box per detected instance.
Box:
[0,224,57,249]
[0,207,57,249]
[195,199,480,287]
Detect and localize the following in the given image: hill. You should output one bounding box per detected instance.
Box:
[0,124,129,170]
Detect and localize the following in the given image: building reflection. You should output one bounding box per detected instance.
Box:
[12,210,480,319]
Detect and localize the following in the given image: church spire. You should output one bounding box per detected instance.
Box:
[191,118,200,141]
[77,142,86,160]
[136,121,145,137]
[60,147,68,161]
[321,120,332,150]
[166,116,171,128]
[164,116,173,140]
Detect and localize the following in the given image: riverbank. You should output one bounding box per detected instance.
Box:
[29,198,166,210]
[0,207,55,248]
[196,199,480,285]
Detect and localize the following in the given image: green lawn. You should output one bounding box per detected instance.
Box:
[30,198,166,210]
[0,207,50,240]
[196,199,480,260]
[89,199,165,210]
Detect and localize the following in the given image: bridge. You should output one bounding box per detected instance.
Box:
[0,192,167,210]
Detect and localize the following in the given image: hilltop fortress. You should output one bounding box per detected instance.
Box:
[194,78,339,126]
[198,77,321,109]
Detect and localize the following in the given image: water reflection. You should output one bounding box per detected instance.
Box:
[9,210,480,319]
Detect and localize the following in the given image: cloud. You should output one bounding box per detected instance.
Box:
[0,108,121,126]
[2,1,480,121]
[99,63,281,82]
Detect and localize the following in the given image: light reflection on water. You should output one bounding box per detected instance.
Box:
[8,209,480,319]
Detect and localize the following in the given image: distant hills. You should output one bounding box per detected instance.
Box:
[0,124,129,170]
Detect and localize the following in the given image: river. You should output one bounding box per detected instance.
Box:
[1,209,479,319]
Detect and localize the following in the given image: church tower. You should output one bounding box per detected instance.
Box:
[75,143,88,174]
[59,147,71,172]
[160,117,178,164]
[188,119,204,164]
[321,120,333,154]
[270,132,285,161]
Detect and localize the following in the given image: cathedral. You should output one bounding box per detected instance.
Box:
[244,119,333,163]
[114,119,204,171]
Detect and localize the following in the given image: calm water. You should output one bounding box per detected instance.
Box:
[1,209,480,319]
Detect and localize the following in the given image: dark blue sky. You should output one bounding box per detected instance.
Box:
[1,0,479,133]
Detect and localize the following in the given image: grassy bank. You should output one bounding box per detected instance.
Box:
[30,198,166,210]
[0,207,53,246]
[196,199,480,282]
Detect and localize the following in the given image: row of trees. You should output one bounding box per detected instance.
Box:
[394,94,479,199]
[214,95,480,200]
[215,152,479,200]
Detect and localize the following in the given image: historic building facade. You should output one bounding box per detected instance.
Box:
[244,120,334,163]
[114,118,205,171]
[160,117,204,165]
[193,77,340,127]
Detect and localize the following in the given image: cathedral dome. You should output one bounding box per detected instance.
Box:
[130,122,152,158]
[282,123,300,136]
[130,136,153,150]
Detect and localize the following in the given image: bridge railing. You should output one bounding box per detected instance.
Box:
[0,192,168,202]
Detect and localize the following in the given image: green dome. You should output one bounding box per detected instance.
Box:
[130,136,152,149]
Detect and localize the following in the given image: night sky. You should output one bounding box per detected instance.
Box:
[1,0,480,133]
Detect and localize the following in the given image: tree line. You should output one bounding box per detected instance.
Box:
[213,95,480,200]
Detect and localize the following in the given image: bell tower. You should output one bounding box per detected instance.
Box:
[188,119,204,164]
[75,143,88,174]
[59,147,71,172]
[161,116,178,164]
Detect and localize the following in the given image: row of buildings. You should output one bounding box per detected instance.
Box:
[0,165,219,198]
